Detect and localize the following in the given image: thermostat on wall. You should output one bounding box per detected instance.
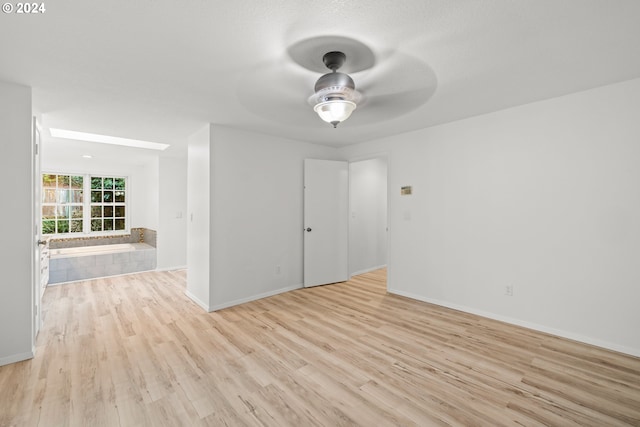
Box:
[401,186,413,195]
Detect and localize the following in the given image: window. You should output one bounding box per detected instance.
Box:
[90,176,126,232]
[42,174,84,234]
[41,173,127,236]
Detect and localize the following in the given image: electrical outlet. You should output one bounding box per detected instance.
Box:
[505,285,514,296]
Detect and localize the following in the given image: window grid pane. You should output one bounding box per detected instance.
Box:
[41,174,84,235]
[89,175,126,235]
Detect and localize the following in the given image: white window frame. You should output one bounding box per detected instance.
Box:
[41,172,130,238]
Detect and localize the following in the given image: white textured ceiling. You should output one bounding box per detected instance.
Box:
[2,0,640,157]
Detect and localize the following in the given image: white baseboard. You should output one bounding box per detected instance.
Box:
[156,265,187,272]
[350,264,387,277]
[185,290,210,312]
[389,288,640,358]
[210,284,303,312]
[0,350,34,367]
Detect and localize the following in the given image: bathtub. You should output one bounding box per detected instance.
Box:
[50,243,142,258]
[48,242,156,284]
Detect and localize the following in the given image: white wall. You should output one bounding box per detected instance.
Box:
[340,77,640,356]
[208,126,338,310]
[0,81,34,366]
[349,158,388,275]
[157,156,187,270]
[131,159,159,230]
[186,125,211,310]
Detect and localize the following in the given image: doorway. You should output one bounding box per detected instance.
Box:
[348,157,388,279]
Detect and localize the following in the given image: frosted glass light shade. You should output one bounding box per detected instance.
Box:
[313,100,357,127]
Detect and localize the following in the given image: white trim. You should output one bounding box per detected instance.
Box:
[389,288,640,358]
[350,264,387,277]
[210,284,303,312]
[156,265,187,272]
[185,290,210,312]
[0,350,34,367]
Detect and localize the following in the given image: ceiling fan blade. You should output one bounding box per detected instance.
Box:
[345,51,437,125]
[236,57,320,126]
[356,51,437,98]
[347,87,435,126]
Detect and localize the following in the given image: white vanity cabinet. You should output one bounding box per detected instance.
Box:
[40,239,50,292]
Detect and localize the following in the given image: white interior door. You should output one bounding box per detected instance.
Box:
[33,118,42,339]
[304,159,349,287]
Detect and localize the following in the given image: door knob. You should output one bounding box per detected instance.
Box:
[305,227,312,232]
[37,240,47,245]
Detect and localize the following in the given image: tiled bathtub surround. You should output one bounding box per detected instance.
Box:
[141,228,157,248]
[46,228,158,284]
[48,242,156,284]
[49,227,157,249]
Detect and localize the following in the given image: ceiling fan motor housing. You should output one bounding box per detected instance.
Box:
[314,72,356,94]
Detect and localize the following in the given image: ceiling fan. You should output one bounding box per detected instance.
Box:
[308,51,361,128]
[237,35,437,129]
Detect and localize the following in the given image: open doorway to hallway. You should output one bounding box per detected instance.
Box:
[348,157,388,286]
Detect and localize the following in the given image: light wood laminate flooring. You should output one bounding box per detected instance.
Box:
[1,269,639,426]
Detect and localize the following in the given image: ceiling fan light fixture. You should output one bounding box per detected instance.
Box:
[309,51,361,128]
[313,99,357,128]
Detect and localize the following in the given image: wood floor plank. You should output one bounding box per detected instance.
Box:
[1,268,639,426]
